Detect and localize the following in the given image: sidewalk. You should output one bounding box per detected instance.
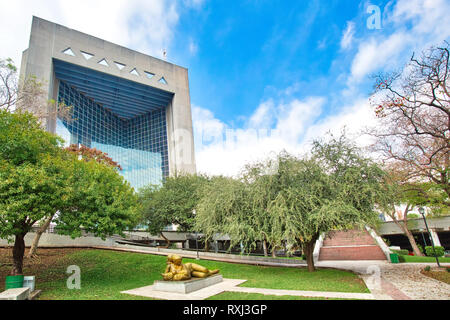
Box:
[316,260,450,300]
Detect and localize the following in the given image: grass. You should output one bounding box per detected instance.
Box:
[206,292,358,300]
[0,248,368,300]
[399,255,450,263]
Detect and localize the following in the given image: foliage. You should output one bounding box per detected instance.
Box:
[424,266,431,272]
[425,246,445,257]
[138,174,208,235]
[398,255,450,263]
[53,158,139,239]
[0,111,138,274]
[368,42,449,206]
[0,110,63,165]
[392,249,409,256]
[0,58,72,120]
[64,144,122,170]
[195,134,386,271]
[0,155,70,240]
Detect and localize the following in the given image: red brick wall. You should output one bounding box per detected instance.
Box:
[319,229,387,261]
[319,246,387,260]
[323,230,376,247]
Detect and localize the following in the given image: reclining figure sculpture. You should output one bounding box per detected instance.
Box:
[161,254,220,281]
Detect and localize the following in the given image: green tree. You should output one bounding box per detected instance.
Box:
[195,135,385,272]
[0,111,138,275]
[138,174,208,247]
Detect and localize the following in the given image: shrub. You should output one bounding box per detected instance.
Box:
[392,249,409,256]
[424,266,431,272]
[417,244,424,254]
[398,255,406,263]
[407,213,419,219]
[425,246,445,257]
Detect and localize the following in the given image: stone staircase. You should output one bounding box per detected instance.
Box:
[319,229,387,261]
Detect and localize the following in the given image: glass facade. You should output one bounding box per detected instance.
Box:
[56,80,169,190]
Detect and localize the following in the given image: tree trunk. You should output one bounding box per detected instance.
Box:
[204,240,209,252]
[303,240,316,272]
[271,244,277,257]
[160,232,170,248]
[392,205,424,256]
[11,233,26,275]
[262,239,268,257]
[27,215,54,258]
[394,220,423,256]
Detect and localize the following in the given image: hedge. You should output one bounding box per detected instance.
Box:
[425,246,445,257]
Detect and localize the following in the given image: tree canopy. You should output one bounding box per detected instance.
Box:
[195,135,386,271]
[0,110,138,274]
[138,174,208,245]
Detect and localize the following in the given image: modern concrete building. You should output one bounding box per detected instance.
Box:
[20,16,196,189]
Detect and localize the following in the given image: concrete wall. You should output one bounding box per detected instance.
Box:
[0,233,115,247]
[378,216,450,235]
[20,16,196,175]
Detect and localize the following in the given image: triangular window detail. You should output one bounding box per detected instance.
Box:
[158,77,168,85]
[98,59,109,67]
[130,68,140,76]
[81,51,94,60]
[62,48,75,56]
[114,62,126,70]
[144,71,155,79]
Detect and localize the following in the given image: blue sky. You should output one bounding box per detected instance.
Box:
[1,0,449,175]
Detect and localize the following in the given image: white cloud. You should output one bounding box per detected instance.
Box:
[340,21,355,50]
[192,95,380,176]
[0,0,182,66]
[348,0,450,83]
[188,39,199,55]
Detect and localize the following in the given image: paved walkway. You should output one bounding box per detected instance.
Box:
[121,278,376,300]
[317,260,450,300]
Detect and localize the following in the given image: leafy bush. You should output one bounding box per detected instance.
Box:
[424,266,431,272]
[392,249,409,256]
[407,213,419,219]
[425,246,445,257]
[398,255,406,263]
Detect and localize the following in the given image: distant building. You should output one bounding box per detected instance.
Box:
[20,16,196,189]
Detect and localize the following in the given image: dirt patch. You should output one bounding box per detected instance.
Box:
[0,247,85,291]
[420,267,450,285]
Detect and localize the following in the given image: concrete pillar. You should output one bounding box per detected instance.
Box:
[184,240,190,249]
[429,229,442,247]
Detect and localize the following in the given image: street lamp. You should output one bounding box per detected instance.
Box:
[195,233,200,260]
[419,207,440,267]
[193,209,199,260]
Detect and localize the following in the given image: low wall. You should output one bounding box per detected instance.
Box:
[0,232,115,248]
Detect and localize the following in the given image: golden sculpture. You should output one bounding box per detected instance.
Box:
[161,254,220,281]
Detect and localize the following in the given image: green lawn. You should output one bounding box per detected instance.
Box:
[2,249,368,300]
[207,292,357,300]
[399,255,450,263]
